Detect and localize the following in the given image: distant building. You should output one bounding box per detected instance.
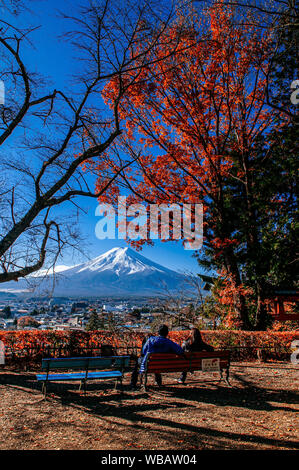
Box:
[102,304,114,312]
[72,302,89,309]
[67,316,82,327]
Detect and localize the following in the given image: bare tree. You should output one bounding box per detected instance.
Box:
[0,0,27,15]
[152,271,206,328]
[0,0,189,283]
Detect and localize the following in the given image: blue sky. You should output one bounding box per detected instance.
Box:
[2,0,204,274]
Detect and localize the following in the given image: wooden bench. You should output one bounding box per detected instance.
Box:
[141,350,231,390]
[36,355,130,396]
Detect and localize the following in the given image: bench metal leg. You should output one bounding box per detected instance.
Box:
[225,367,231,386]
[119,377,124,394]
[79,379,87,395]
[42,381,47,397]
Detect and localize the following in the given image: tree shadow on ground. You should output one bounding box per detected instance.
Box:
[1,368,298,450]
[157,377,299,413]
[38,385,299,450]
[0,368,298,413]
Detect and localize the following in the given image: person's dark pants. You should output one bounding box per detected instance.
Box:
[130,361,162,387]
[155,373,162,386]
[179,371,187,382]
[130,360,139,387]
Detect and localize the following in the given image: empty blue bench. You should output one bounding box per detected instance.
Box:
[36,356,130,396]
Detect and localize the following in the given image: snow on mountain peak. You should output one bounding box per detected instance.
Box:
[0,246,187,297]
[76,246,163,276]
[31,264,74,277]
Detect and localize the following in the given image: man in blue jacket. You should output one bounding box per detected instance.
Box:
[139,324,184,386]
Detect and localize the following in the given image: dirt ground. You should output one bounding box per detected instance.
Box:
[0,362,298,450]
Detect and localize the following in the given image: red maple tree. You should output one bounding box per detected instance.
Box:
[95,2,290,329]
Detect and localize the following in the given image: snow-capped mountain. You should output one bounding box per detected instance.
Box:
[0,247,187,297]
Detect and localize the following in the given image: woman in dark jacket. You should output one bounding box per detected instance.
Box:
[178,328,214,384]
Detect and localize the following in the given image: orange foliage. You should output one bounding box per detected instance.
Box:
[98,1,285,253]
[17,316,41,328]
[212,268,255,328]
[0,329,297,364]
[91,2,289,328]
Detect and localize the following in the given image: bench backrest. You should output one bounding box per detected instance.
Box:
[145,351,230,373]
[41,355,130,371]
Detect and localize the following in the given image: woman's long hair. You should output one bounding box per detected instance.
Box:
[189,328,203,345]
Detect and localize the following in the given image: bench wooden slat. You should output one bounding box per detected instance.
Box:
[41,356,130,370]
[148,368,190,373]
[142,350,231,389]
[41,358,90,370]
[36,370,123,381]
[145,352,230,360]
[147,363,227,370]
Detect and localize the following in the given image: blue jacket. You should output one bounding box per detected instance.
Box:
[140,335,183,373]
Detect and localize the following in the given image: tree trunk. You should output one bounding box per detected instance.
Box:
[253,286,270,330]
[225,250,252,330]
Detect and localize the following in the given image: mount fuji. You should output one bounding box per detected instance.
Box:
[0,247,188,297]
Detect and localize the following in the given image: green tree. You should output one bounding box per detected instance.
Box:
[107,312,117,331]
[30,308,40,316]
[85,310,103,331]
[1,305,12,318]
[131,309,141,320]
[194,2,299,329]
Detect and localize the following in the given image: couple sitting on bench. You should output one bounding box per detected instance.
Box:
[130,324,214,388]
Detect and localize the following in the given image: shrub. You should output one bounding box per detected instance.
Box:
[0,329,298,364]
